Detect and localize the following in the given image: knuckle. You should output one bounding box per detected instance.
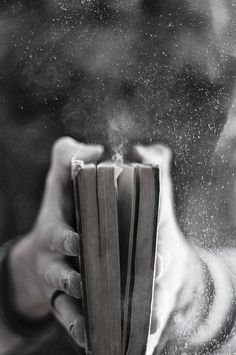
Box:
[70,318,85,345]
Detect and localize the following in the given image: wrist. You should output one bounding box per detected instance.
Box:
[176,248,204,312]
[162,250,209,350]
[9,235,50,319]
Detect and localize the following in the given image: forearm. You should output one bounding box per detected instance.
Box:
[159,248,236,354]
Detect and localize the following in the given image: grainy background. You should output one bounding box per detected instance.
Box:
[0,1,236,353]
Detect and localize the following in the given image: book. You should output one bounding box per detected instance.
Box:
[72,160,159,355]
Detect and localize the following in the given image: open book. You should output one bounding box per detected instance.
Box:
[72,161,159,355]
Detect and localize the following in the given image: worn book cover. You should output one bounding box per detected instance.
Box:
[72,160,159,355]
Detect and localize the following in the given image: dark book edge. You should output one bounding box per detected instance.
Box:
[123,164,140,355]
[71,159,92,355]
[117,165,138,355]
[126,165,159,355]
[96,163,122,355]
[144,166,160,355]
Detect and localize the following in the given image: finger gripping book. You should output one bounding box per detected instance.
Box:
[72,160,159,355]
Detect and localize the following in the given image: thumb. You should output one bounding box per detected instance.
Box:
[50,137,104,185]
[134,144,191,352]
[39,137,104,222]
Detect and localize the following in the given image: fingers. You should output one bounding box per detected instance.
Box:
[46,223,79,256]
[133,144,177,228]
[47,137,103,204]
[53,292,86,348]
[44,259,82,299]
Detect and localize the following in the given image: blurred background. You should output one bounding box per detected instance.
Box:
[0,0,236,250]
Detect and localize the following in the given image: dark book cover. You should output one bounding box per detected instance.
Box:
[72,160,159,355]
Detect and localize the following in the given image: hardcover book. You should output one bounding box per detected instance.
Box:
[72,160,159,355]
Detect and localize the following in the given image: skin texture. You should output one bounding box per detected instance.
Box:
[9,137,104,347]
[9,138,201,351]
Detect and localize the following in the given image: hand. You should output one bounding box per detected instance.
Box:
[9,137,103,346]
[134,144,201,354]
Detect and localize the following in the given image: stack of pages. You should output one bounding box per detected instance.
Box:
[72,160,159,355]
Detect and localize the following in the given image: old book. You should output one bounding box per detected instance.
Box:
[72,160,159,355]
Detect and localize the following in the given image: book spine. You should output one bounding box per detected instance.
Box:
[145,167,160,355]
[71,159,91,355]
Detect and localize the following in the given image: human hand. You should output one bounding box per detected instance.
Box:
[9,137,103,347]
[134,144,202,354]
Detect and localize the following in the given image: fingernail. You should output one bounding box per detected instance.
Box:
[71,319,85,345]
[64,231,79,256]
[69,273,82,299]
